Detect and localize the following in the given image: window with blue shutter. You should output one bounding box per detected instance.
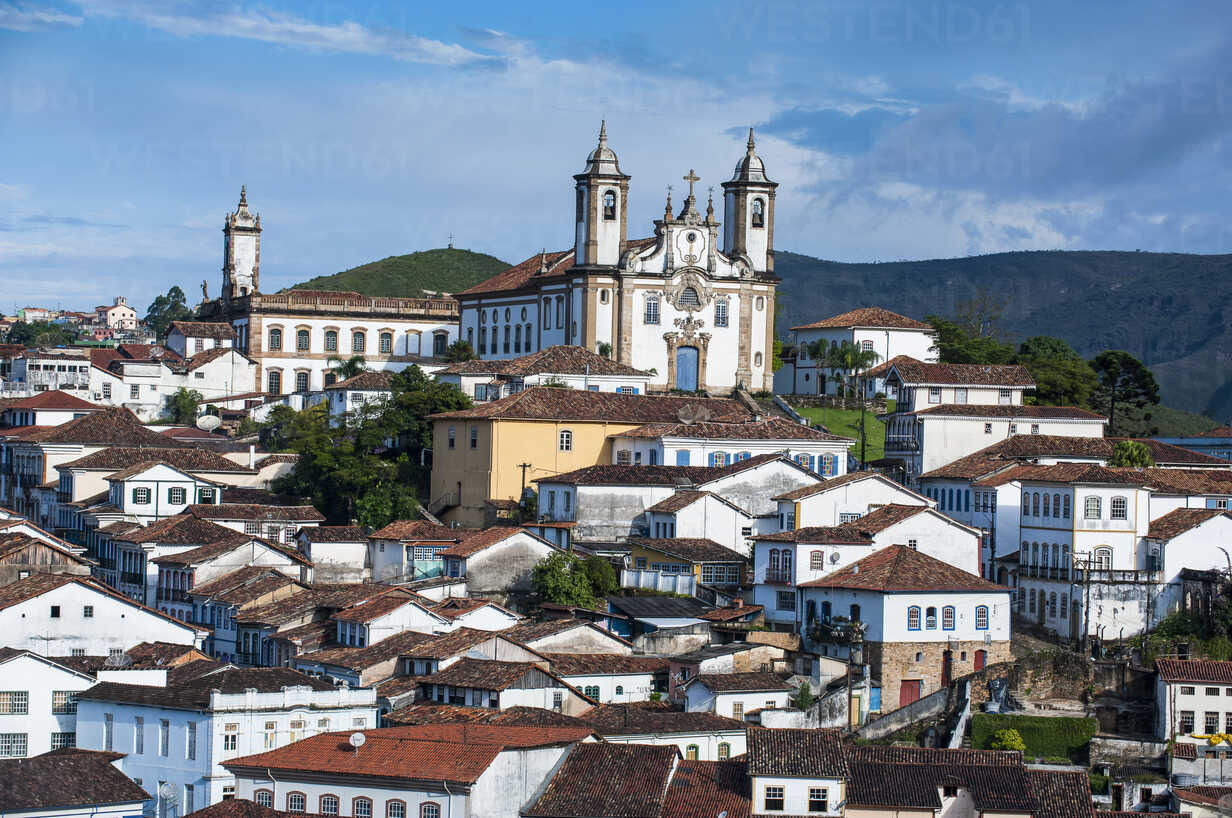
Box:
[676,451,691,466]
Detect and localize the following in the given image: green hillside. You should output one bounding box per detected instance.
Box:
[774,250,1232,423]
[289,248,509,298]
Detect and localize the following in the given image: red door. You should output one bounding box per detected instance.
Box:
[899,680,922,707]
[941,650,953,687]
[974,649,987,671]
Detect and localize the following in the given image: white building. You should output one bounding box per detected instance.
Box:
[797,545,1013,710]
[295,525,368,583]
[773,470,933,529]
[152,536,312,621]
[225,723,596,818]
[0,648,97,757]
[0,390,102,428]
[582,702,747,761]
[11,348,91,393]
[542,653,668,703]
[682,672,792,718]
[746,727,847,817]
[435,345,652,402]
[457,125,779,393]
[421,658,593,716]
[436,527,562,597]
[777,306,937,396]
[644,490,753,554]
[76,664,378,810]
[0,573,206,656]
[166,321,235,358]
[324,370,394,425]
[95,297,137,330]
[1157,658,1232,755]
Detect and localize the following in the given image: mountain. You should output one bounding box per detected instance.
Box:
[773,250,1232,422]
[288,248,509,298]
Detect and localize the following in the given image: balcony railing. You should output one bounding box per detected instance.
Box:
[119,572,144,586]
[157,589,190,603]
[1074,568,1163,583]
[764,568,794,585]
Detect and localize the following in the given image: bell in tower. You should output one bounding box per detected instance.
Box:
[722,129,777,274]
[573,121,630,268]
[222,185,262,301]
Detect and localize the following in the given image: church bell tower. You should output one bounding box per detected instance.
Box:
[722,129,777,274]
[222,185,261,301]
[574,122,630,268]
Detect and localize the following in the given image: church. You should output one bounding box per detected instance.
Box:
[457,124,780,393]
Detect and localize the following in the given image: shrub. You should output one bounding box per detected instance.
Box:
[971,714,1097,763]
[989,728,1026,752]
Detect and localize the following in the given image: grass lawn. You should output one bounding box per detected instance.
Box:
[795,405,887,463]
[970,713,1097,764]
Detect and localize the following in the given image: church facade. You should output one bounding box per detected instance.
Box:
[457,125,780,393]
[198,188,459,395]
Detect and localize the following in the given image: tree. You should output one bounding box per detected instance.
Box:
[444,339,476,362]
[378,365,472,455]
[596,341,613,359]
[165,388,203,425]
[1013,336,1098,407]
[809,340,880,466]
[791,681,815,711]
[953,291,1010,343]
[989,728,1026,752]
[327,355,367,381]
[1090,351,1160,437]
[5,320,78,348]
[926,316,1015,364]
[771,338,784,373]
[581,556,619,598]
[144,286,193,340]
[1108,440,1154,469]
[531,553,595,608]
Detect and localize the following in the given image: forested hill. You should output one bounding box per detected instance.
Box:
[774,249,1232,421]
[288,248,509,298]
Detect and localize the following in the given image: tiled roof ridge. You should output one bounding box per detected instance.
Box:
[791,306,932,331]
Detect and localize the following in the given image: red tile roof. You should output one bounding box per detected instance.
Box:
[580,701,748,736]
[298,525,367,543]
[429,387,751,424]
[458,249,576,297]
[332,590,434,624]
[791,306,931,331]
[379,723,594,747]
[747,725,849,778]
[690,672,792,693]
[60,445,251,473]
[799,545,1007,593]
[662,759,751,818]
[523,742,679,818]
[368,520,460,541]
[326,371,394,391]
[115,514,240,545]
[1156,658,1232,684]
[882,357,1035,387]
[437,345,649,377]
[437,527,536,558]
[1147,508,1231,540]
[618,416,852,442]
[2,390,101,412]
[1199,427,1232,438]
[542,653,668,676]
[626,537,746,564]
[20,407,187,446]
[0,749,150,811]
[187,503,325,522]
[169,321,235,340]
[384,703,592,728]
[422,658,560,691]
[1173,785,1232,806]
[912,404,1105,420]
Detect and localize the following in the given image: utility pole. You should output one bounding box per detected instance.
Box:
[518,463,532,502]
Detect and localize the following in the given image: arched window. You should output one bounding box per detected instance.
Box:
[514,325,522,353]
[907,606,921,630]
[379,332,393,354]
[602,190,617,220]
[1042,493,1051,517]
[768,549,780,573]
[600,289,609,304]
[295,371,309,393]
[255,791,274,808]
[685,744,699,760]
[324,329,338,352]
[1022,493,1030,515]
[420,805,440,818]
[1029,588,1037,613]
[504,307,511,322]
[1048,592,1058,618]
[1031,542,1039,567]
[543,298,552,328]
[1110,496,1128,520]
[1040,544,1049,570]
[351,330,365,353]
[1063,495,1071,518]
[320,795,339,815]
[386,800,406,818]
[555,296,564,328]
[1084,496,1101,519]
[1062,545,1071,577]
[1094,547,1112,570]
[942,606,955,630]
[1051,544,1059,571]
[718,742,731,759]
[751,198,765,228]
[810,550,824,571]
[925,606,937,629]
[524,324,532,350]
[268,328,282,350]
[296,329,310,351]
[353,798,373,818]
[975,605,989,630]
[1053,493,1061,517]
[558,430,573,451]
[615,685,624,695]
[1032,492,1040,516]
[754,352,763,367]
[503,326,511,353]
[782,550,793,576]
[1060,594,1068,619]
[679,287,700,307]
[287,793,306,813]
[490,327,498,351]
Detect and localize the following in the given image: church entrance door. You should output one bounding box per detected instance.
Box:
[676,346,699,392]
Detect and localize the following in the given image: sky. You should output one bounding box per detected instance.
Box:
[2,0,1231,312]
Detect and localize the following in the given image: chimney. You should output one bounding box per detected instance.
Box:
[730,597,743,609]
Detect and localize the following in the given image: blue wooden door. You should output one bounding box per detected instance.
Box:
[676,346,699,391]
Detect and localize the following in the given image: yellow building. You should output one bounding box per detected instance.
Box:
[626,537,745,587]
[427,387,752,527]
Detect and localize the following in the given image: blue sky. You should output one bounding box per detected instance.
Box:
[2,0,1230,312]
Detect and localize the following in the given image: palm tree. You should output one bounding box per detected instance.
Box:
[328,354,367,381]
[809,340,881,467]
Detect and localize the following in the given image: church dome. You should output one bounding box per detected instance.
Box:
[580,121,625,177]
[731,128,770,183]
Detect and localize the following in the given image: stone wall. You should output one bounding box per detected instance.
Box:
[864,638,1012,711]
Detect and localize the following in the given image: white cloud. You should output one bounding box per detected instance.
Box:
[74,0,497,66]
[0,2,81,31]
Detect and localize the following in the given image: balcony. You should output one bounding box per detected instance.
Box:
[119,571,144,586]
[763,568,794,585]
[157,589,190,603]
[1074,567,1163,584]
[883,436,920,452]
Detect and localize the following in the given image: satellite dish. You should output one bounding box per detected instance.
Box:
[195,414,222,431]
[149,346,164,358]
[158,782,176,799]
[349,732,366,749]
[829,552,841,563]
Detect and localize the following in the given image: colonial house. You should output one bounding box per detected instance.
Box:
[330,589,454,644]
[746,727,848,817]
[643,491,753,554]
[290,629,437,688]
[1156,658,1232,778]
[96,296,137,330]
[324,371,395,425]
[582,701,748,761]
[541,653,668,703]
[196,189,458,395]
[102,514,255,605]
[625,537,745,591]
[0,525,92,586]
[773,470,933,529]
[0,390,102,428]
[457,125,779,393]
[874,356,1106,482]
[76,663,378,810]
[150,536,312,621]
[182,503,324,548]
[225,723,596,818]
[166,321,235,358]
[396,627,546,679]
[231,584,393,667]
[294,526,367,583]
[798,546,1012,709]
[0,748,151,817]
[429,597,522,631]
[752,504,982,630]
[419,658,594,716]
[186,567,307,663]
[502,619,633,656]
[0,573,206,656]
[777,306,937,396]
[435,527,562,598]
[681,672,793,718]
[434,345,651,402]
[0,648,98,756]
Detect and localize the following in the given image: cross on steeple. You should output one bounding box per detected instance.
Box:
[683,169,700,199]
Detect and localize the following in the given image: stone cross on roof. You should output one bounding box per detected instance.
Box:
[683,169,700,199]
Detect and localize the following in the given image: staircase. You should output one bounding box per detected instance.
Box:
[426,491,458,517]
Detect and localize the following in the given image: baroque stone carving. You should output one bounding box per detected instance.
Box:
[663,268,714,313]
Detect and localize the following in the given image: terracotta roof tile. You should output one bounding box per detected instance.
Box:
[1174,785,1232,806]
[398,627,503,660]
[187,503,325,522]
[1026,769,1095,818]
[369,520,459,541]
[422,657,555,690]
[663,759,751,818]
[503,619,632,647]
[542,653,667,676]
[1157,658,1232,684]
[332,590,433,624]
[60,446,251,474]
[21,407,188,446]
[115,514,239,545]
[619,417,851,442]
[298,525,367,543]
[151,535,310,568]
[0,749,150,811]
[187,567,301,605]
[182,800,287,818]
[437,345,648,377]
[295,629,436,670]
[429,387,751,424]
[582,701,746,736]
[169,321,236,340]
[384,703,592,728]
[912,404,1105,419]
[773,470,884,501]
[325,371,394,391]
[747,726,848,778]
[79,666,334,710]
[437,527,535,558]
[626,537,745,564]
[883,357,1035,387]
[430,596,510,620]
[458,249,576,297]
[799,545,1006,593]
[690,672,792,693]
[2,390,102,412]
[1147,508,1231,540]
[524,742,679,818]
[791,307,932,331]
[537,453,794,487]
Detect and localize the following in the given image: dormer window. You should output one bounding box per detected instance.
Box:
[751,198,765,227]
[602,191,617,220]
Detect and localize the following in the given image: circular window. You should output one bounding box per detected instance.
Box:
[686,231,698,243]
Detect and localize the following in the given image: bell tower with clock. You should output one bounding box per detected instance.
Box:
[722,128,777,274]
[574,121,630,268]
